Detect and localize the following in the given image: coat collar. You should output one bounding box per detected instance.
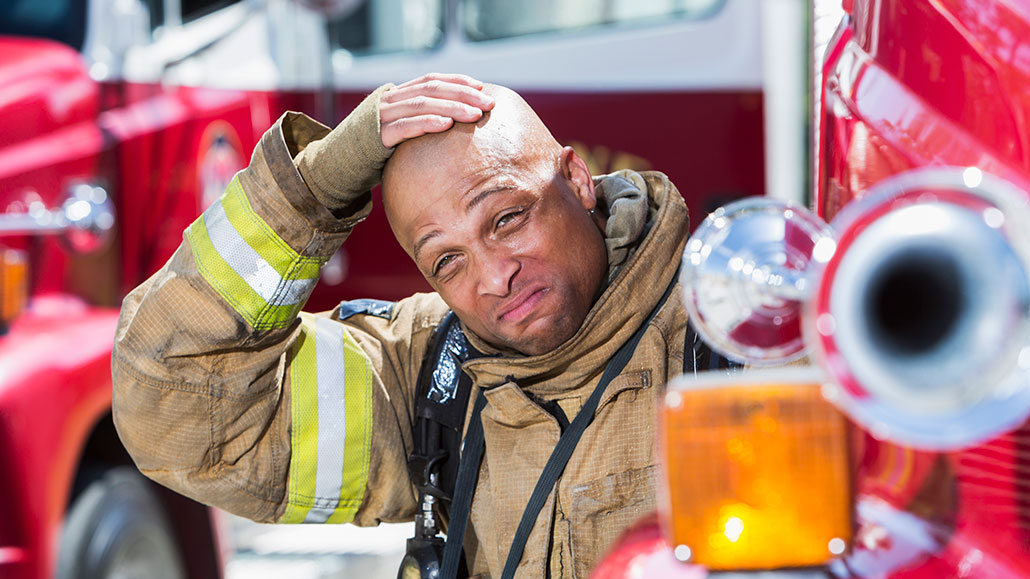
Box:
[461,171,689,394]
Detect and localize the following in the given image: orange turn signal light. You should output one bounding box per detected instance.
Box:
[0,248,28,327]
[659,367,851,571]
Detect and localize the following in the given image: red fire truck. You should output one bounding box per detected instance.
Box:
[594,0,1030,577]
[0,0,767,576]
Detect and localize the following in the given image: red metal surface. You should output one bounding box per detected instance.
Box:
[817,0,1030,577]
[818,0,1030,221]
[101,83,260,296]
[0,38,97,150]
[0,296,119,579]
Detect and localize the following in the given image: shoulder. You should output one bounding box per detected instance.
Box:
[338,298,396,321]
[336,292,451,335]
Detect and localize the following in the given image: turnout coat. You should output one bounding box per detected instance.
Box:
[112,87,692,578]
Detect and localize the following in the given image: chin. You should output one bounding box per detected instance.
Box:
[512,339,558,357]
[504,316,581,356]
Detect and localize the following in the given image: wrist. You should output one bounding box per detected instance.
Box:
[295,83,396,211]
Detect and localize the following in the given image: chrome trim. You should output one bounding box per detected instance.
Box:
[816,167,1030,450]
[0,184,116,252]
[680,197,834,365]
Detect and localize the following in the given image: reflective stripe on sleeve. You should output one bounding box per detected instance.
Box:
[280,314,374,524]
[186,177,323,330]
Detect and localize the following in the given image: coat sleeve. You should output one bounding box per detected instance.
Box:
[111,86,448,525]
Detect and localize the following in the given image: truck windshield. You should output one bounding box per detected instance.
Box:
[0,0,87,50]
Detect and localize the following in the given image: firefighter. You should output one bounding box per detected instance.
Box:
[112,73,695,579]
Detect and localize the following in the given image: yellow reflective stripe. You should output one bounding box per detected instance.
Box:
[280,314,373,524]
[220,179,322,280]
[186,176,323,330]
[338,328,373,518]
[281,321,320,524]
[188,215,273,328]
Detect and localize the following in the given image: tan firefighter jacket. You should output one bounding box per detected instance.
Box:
[112,86,692,579]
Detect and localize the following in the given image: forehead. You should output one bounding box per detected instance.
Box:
[382,130,541,248]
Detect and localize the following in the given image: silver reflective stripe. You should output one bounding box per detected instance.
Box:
[203,198,314,306]
[303,316,348,523]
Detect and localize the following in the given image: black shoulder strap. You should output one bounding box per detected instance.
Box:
[409,312,482,503]
[439,390,488,578]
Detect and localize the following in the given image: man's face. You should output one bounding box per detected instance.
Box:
[384,128,608,355]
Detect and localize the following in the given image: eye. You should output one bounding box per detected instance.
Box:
[496,209,525,229]
[433,254,457,276]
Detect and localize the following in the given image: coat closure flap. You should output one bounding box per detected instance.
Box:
[481,382,558,429]
[596,369,652,411]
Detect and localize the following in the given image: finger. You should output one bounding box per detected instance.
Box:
[381,81,495,112]
[381,115,455,148]
[380,95,487,126]
[394,72,484,90]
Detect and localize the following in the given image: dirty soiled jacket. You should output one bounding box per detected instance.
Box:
[112,88,691,579]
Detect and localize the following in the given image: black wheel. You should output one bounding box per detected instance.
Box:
[56,466,186,579]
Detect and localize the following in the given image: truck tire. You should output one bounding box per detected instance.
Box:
[56,466,186,579]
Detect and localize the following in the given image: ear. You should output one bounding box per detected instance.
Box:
[558,146,596,211]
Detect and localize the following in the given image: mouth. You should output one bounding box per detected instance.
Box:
[499,287,550,323]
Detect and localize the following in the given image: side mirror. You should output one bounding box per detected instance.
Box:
[681,197,834,365]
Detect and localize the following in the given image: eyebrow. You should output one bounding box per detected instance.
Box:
[412,230,441,265]
[465,185,515,214]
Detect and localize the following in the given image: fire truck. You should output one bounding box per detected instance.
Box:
[0,0,767,576]
[594,0,1030,577]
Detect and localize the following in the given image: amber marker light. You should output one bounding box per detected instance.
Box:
[0,248,28,328]
[659,366,852,571]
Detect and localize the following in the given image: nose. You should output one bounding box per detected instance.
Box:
[476,250,520,297]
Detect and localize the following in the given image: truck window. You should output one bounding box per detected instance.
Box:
[462,0,723,41]
[0,0,87,49]
[182,0,238,23]
[329,0,443,55]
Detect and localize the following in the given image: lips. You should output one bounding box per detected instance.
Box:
[499,287,550,323]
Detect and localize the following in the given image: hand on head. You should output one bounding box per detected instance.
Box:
[379,73,496,149]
